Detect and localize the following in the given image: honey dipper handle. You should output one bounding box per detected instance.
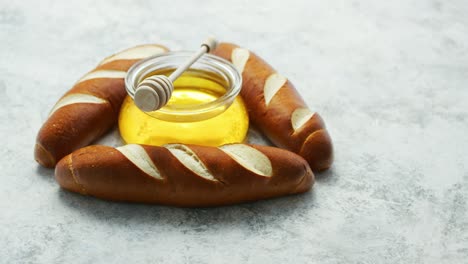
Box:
[168,37,218,82]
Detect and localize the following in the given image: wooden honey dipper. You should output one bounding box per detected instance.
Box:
[134,37,218,112]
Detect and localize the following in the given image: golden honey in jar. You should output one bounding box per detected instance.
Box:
[119,52,248,146]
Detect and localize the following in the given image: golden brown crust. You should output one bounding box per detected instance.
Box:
[35,44,169,168]
[34,143,55,168]
[300,129,333,172]
[212,42,333,171]
[55,144,314,207]
[35,102,115,167]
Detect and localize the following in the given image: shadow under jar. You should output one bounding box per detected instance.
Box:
[119,51,249,146]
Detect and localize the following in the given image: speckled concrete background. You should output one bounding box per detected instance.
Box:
[1,0,467,263]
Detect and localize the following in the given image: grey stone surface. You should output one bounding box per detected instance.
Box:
[1,0,467,263]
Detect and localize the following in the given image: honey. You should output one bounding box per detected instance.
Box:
[119,69,249,146]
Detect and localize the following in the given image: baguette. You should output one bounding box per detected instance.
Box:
[35,44,169,167]
[212,43,333,171]
[55,143,313,207]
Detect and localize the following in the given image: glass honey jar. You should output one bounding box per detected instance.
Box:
[119,52,249,146]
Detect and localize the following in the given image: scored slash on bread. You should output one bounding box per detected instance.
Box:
[219,144,273,177]
[212,43,333,171]
[116,144,163,180]
[98,45,167,67]
[165,144,218,182]
[264,73,288,106]
[48,93,107,117]
[76,70,127,84]
[291,108,316,131]
[55,144,314,207]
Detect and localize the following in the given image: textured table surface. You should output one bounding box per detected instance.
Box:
[1,0,467,263]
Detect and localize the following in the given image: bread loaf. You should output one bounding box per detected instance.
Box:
[212,43,333,171]
[55,143,314,207]
[35,44,169,167]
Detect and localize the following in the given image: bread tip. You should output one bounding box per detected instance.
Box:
[34,143,56,168]
[300,129,334,172]
[55,154,86,194]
